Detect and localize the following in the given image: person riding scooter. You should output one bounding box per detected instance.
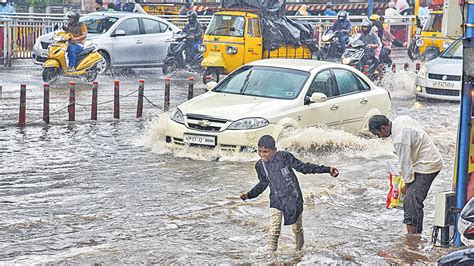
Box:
[369,14,384,43]
[63,10,87,72]
[329,10,352,54]
[355,19,380,74]
[183,10,203,65]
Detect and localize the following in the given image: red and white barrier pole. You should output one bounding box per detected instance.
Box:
[164,77,171,112]
[188,76,194,100]
[404,63,409,71]
[43,83,49,124]
[91,81,98,120]
[69,82,75,122]
[391,64,396,73]
[19,84,26,126]
[415,62,421,72]
[136,79,144,118]
[114,80,120,119]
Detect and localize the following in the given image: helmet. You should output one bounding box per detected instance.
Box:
[187,10,197,23]
[361,19,372,34]
[66,10,80,24]
[337,10,347,22]
[370,14,381,21]
[0,0,7,5]
[326,2,333,9]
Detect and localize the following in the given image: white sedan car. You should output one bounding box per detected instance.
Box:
[164,59,391,152]
[415,38,462,101]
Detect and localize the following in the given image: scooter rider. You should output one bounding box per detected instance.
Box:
[183,10,203,65]
[63,10,87,72]
[329,10,352,54]
[356,19,380,74]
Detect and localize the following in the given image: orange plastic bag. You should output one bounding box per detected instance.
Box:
[386,173,405,209]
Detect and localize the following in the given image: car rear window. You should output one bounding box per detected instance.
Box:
[213,66,309,99]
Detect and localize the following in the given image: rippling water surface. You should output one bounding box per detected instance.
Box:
[0,67,463,263]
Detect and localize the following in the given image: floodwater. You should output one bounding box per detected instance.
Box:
[0,65,463,264]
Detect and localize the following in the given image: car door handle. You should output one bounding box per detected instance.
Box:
[330,104,339,111]
[360,98,368,104]
[136,40,142,44]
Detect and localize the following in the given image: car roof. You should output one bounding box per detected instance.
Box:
[247,59,333,72]
[86,11,163,20]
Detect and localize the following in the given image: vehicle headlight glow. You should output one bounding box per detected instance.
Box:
[226,46,238,54]
[418,64,427,78]
[342,58,351,65]
[416,39,424,47]
[442,41,452,49]
[84,40,95,47]
[171,108,184,124]
[198,44,206,52]
[228,118,269,130]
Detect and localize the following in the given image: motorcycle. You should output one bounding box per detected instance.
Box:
[341,34,390,83]
[162,32,203,76]
[42,31,105,83]
[317,29,343,62]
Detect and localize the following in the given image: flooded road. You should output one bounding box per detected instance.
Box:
[0,64,462,263]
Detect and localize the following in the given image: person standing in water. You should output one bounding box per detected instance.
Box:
[239,135,339,251]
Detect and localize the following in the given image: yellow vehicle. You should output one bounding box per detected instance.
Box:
[42,32,105,83]
[200,10,312,83]
[415,10,454,61]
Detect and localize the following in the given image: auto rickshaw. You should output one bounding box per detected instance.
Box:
[199,10,312,83]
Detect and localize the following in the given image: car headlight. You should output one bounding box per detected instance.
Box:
[227,118,269,130]
[171,108,184,124]
[416,39,424,47]
[442,41,453,49]
[226,46,238,54]
[418,64,427,78]
[198,44,206,52]
[84,40,95,47]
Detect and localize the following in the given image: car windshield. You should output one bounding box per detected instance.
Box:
[205,15,245,37]
[213,66,309,99]
[80,15,119,34]
[440,39,462,59]
[423,13,442,32]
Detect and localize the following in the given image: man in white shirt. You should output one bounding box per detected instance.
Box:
[368,115,443,235]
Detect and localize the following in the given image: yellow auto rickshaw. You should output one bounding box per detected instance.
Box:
[415,9,459,61]
[199,10,312,83]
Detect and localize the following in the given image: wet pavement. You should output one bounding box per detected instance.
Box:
[0,60,463,264]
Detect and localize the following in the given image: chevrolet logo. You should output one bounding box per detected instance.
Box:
[442,75,448,81]
[197,120,211,127]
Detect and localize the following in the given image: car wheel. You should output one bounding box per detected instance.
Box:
[162,61,178,76]
[97,50,111,74]
[203,67,220,84]
[42,67,59,83]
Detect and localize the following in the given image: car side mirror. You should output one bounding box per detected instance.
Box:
[112,29,126,37]
[309,92,327,103]
[206,81,217,91]
[168,27,173,31]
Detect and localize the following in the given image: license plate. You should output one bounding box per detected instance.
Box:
[183,134,216,146]
[40,51,48,57]
[432,81,455,89]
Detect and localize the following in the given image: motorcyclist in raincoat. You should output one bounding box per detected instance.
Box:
[183,10,203,65]
[329,10,352,54]
[240,135,339,252]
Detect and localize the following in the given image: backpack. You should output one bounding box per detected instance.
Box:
[122,2,135,12]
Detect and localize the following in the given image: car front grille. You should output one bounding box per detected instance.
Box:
[425,87,460,96]
[40,41,50,49]
[186,113,228,132]
[428,73,461,81]
[34,55,47,63]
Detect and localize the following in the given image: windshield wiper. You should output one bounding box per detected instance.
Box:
[207,26,227,36]
[240,70,252,94]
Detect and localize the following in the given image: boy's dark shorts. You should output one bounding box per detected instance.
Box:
[403,171,440,233]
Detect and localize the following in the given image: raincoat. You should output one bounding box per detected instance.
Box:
[247,151,331,225]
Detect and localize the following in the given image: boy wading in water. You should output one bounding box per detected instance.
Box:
[240,135,339,251]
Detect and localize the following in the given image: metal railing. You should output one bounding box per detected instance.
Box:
[0,13,415,66]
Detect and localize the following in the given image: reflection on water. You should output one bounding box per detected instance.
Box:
[0,69,462,263]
